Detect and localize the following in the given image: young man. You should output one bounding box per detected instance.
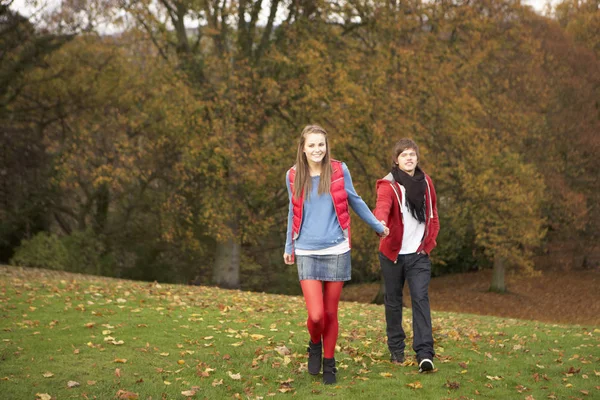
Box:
[374,138,440,373]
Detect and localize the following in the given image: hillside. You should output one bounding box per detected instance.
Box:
[342,269,600,326]
[0,266,598,399]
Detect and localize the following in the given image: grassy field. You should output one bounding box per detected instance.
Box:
[0,266,598,400]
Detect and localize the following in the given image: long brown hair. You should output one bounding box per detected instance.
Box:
[293,124,333,200]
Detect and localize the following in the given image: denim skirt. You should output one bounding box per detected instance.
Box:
[296,251,351,281]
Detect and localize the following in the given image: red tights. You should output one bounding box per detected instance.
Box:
[300,280,344,358]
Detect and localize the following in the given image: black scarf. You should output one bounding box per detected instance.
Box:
[391,165,427,223]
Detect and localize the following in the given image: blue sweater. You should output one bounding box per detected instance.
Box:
[285,162,385,254]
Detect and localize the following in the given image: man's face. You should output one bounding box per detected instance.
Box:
[396,148,418,175]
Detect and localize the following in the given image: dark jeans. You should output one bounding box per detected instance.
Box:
[379,252,434,361]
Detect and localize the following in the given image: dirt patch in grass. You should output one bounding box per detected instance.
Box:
[341,269,600,326]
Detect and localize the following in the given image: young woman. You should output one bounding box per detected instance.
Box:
[284,124,388,384]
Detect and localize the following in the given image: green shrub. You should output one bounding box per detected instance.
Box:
[62,229,106,275]
[10,231,69,270]
[10,229,110,275]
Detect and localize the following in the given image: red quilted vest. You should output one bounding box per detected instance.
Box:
[288,160,351,248]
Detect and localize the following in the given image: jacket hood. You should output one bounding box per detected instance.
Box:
[376,172,395,190]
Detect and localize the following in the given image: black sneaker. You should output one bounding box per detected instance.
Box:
[307,340,322,375]
[390,352,405,364]
[418,358,434,373]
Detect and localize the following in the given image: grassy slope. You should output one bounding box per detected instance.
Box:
[0,266,598,400]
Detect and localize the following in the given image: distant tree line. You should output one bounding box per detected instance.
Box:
[1,0,598,294]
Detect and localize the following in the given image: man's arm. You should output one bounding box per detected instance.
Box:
[374,182,394,225]
[423,177,440,254]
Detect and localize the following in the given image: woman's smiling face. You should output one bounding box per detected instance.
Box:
[303,133,327,164]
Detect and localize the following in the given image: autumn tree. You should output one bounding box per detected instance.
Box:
[0,4,73,262]
[527,9,600,270]
[5,0,598,293]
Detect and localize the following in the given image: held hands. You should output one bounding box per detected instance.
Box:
[379,220,390,239]
[283,253,294,265]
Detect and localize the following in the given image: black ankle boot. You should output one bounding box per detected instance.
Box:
[322,357,337,385]
[307,340,322,375]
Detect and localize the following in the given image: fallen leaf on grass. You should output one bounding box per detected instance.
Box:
[197,367,215,378]
[486,375,503,381]
[108,339,125,345]
[565,366,581,375]
[445,380,460,389]
[114,358,127,363]
[181,390,196,396]
[274,345,290,356]
[278,378,294,393]
[516,384,530,393]
[406,381,423,389]
[116,389,139,399]
[87,381,96,385]
[212,379,223,387]
[35,394,51,400]
[228,371,241,380]
[67,380,80,388]
[43,372,54,378]
[164,381,171,385]
[250,334,265,341]
[115,368,121,378]
[380,372,393,378]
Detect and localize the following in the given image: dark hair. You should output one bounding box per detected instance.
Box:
[293,125,332,199]
[392,138,420,166]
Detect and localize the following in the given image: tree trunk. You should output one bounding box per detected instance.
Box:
[212,235,241,289]
[94,182,109,234]
[372,280,385,304]
[489,255,507,293]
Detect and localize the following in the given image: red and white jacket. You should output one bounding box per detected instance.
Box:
[374,172,440,262]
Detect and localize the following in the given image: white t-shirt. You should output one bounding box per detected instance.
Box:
[295,239,350,256]
[398,185,425,255]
